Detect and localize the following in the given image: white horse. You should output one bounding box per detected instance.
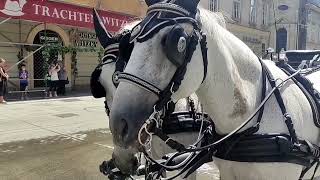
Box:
[92,9,203,179]
[108,0,320,179]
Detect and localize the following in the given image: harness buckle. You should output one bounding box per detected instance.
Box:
[170,82,176,93]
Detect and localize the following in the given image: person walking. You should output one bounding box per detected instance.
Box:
[48,62,60,98]
[19,64,29,100]
[0,58,9,104]
[58,64,68,96]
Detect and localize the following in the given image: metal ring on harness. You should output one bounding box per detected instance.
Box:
[138,124,153,147]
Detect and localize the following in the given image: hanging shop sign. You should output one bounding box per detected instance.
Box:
[39,32,60,43]
[75,32,98,47]
[0,0,135,32]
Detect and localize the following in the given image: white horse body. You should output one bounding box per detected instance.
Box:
[120,8,320,180]
[181,13,320,180]
[307,70,320,91]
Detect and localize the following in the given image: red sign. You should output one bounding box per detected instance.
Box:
[0,0,136,32]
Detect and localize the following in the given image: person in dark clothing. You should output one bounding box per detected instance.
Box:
[19,64,29,100]
[0,58,9,104]
[57,64,68,96]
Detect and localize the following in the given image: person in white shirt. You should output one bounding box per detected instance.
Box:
[48,63,60,97]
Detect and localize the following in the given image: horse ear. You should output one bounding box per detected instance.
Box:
[145,0,162,6]
[92,8,113,49]
[172,0,200,15]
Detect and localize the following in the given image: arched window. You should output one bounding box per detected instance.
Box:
[276,28,287,53]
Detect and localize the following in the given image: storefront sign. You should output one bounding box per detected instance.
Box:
[243,36,262,44]
[39,32,60,43]
[75,32,98,47]
[0,0,135,32]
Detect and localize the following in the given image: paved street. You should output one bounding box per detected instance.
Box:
[0,97,108,143]
[0,96,219,180]
[0,96,113,180]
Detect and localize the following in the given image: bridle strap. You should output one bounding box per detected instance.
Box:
[117,72,161,96]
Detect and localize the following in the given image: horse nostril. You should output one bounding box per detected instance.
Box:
[121,118,129,139]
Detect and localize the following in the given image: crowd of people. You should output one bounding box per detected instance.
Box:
[0,58,69,103]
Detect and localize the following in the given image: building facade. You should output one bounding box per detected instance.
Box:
[305,0,320,49]
[200,0,271,56]
[200,0,320,55]
[0,0,145,91]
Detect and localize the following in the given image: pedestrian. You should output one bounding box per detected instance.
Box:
[48,62,60,97]
[0,58,9,104]
[57,64,68,96]
[19,64,29,100]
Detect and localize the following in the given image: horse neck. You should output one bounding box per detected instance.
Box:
[196,26,264,134]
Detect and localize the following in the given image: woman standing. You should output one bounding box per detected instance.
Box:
[48,63,60,97]
[0,58,9,104]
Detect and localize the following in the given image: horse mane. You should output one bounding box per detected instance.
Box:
[198,8,226,37]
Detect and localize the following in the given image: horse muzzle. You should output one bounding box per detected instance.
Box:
[112,146,139,175]
[109,82,158,148]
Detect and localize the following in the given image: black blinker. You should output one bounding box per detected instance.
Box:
[90,67,106,98]
[163,25,189,67]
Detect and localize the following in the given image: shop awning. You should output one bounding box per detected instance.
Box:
[0,0,136,32]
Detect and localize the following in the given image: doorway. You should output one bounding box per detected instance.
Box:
[33,30,63,87]
[276,28,288,53]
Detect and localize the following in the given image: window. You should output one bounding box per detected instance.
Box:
[262,43,266,53]
[262,1,268,26]
[249,0,257,25]
[209,0,218,12]
[233,1,241,21]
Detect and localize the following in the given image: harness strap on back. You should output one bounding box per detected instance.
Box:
[264,66,299,144]
[200,33,208,83]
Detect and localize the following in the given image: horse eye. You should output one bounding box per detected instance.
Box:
[161,35,168,46]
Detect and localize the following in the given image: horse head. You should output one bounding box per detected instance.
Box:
[91,9,136,114]
[109,0,205,173]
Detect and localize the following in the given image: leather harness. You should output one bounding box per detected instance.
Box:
[96,2,320,179]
